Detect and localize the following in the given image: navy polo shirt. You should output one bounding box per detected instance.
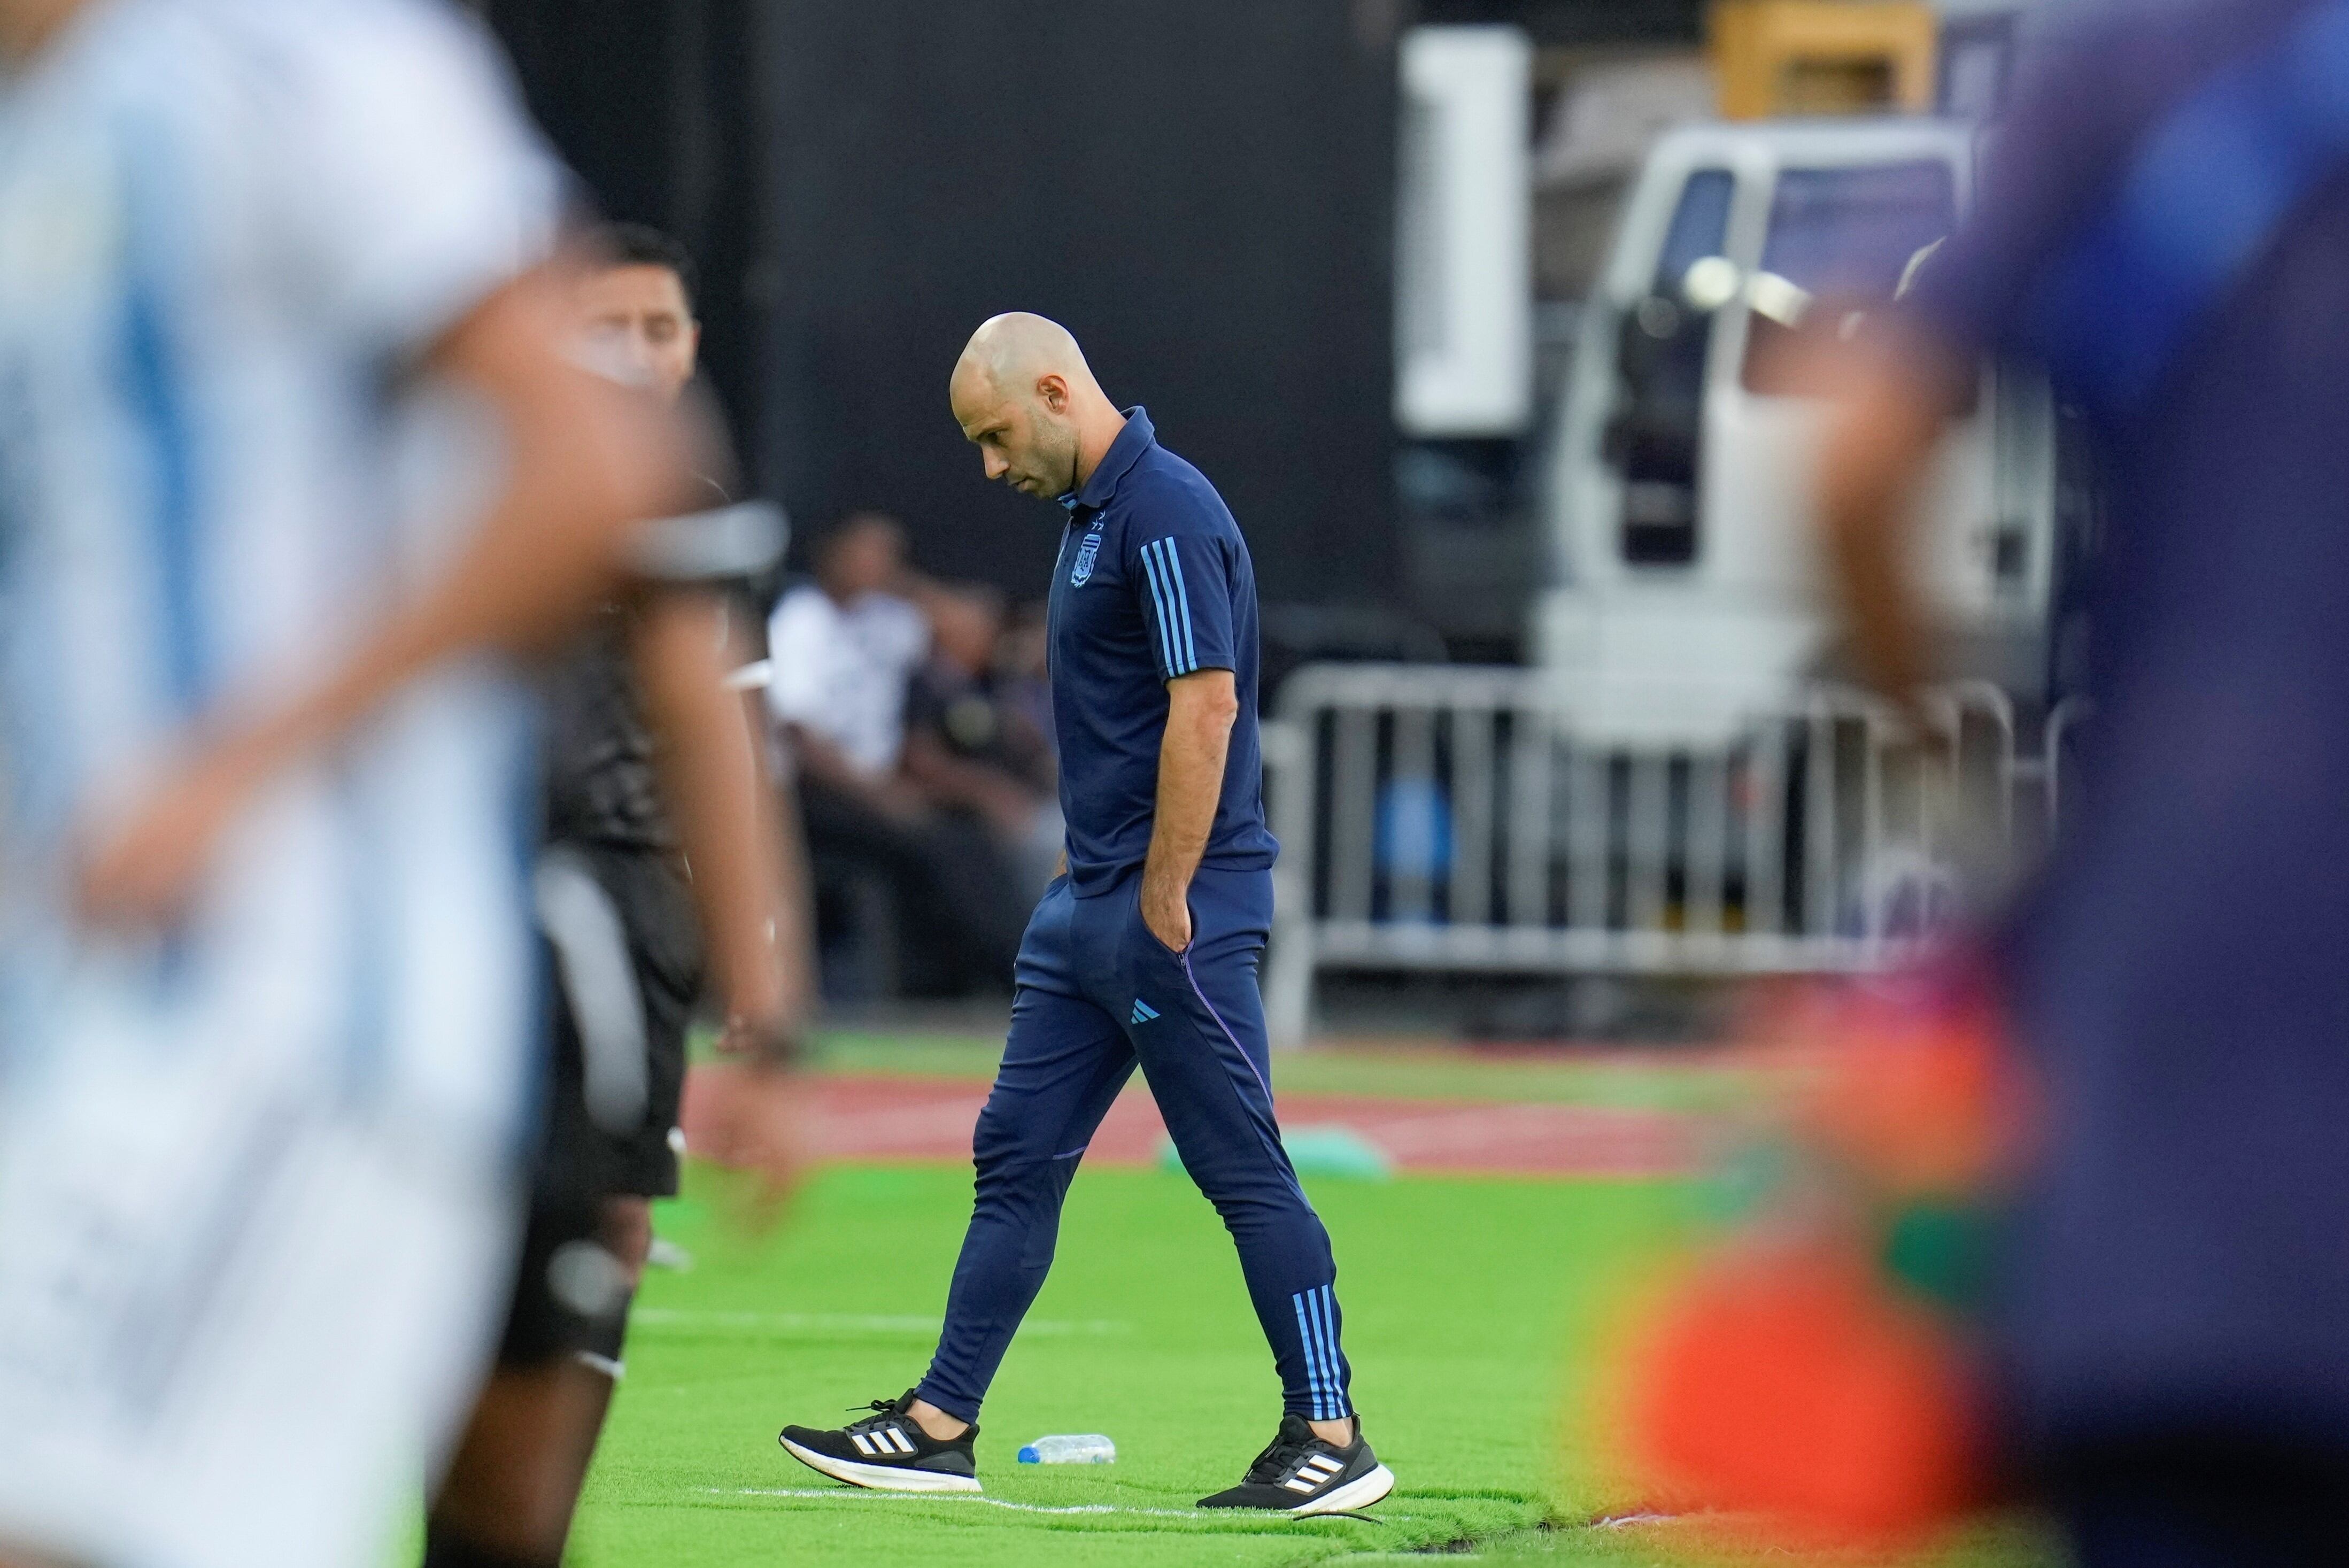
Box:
[1045,407,1278,897]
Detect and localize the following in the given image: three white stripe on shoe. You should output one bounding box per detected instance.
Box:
[848,1426,918,1457]
[1281,1454,1346,1493]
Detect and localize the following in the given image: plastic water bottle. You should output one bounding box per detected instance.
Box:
[1017,1434,1116,1464]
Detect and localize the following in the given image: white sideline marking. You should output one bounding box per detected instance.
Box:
[1593,1511,1679,1528]
[706,1487,1410,1522]
[631,1309,1130,1338]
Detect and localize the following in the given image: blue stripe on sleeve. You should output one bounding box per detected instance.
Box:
[1143,540,1169,671]
[1139,538,1181,676]
[1142,540,1166,668]
[1162,539,1197,674]
[122,249,204,713]
[1137,541,1165,670]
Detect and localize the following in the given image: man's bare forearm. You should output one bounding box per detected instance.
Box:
[75,263,691,926]
[1143,706,1226,888]
[1816,329,1966,702]
[187,274,676,783]
[901,731,1038,827]
[1140,670,1238,950]
[780,724,869,795]
[629,594,810,1053]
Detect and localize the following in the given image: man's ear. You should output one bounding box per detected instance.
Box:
[1037,373,1070,414]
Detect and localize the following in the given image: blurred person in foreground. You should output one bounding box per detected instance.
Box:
[767,513,1028,994]
[0,1,693,1564]
[1815,2,2349,1561]
[774,314,1394,1515]
[902,581,1063,902]
[422,223,812,1568]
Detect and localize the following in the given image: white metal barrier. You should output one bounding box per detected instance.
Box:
[1261,665,2025,1045]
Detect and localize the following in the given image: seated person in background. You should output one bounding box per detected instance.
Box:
[903,584,1063,901]
[765,511,929,799]
[766,514,1028,997]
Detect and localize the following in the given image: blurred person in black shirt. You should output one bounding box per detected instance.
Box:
[425,224,813,1568]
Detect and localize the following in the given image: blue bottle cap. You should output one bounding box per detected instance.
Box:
[1016,1445,1040,1463]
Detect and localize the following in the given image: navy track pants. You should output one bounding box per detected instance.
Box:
[914,864,1354,1425]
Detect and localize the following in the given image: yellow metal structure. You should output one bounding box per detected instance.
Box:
[1710,0,1937,120]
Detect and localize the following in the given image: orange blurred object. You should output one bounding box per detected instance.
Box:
[1616,966,2020,1553]
[1631,1238,1981,1547]
[1745,972,2024,1198]
[1798,985,2016,1197]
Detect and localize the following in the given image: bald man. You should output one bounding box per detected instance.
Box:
[777,315,1394,1514]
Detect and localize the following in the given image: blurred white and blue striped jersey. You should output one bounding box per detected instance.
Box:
[0,0,562,1147]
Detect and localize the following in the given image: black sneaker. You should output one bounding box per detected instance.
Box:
[1196,1413,1395,1515]
[778,1389,981,1493]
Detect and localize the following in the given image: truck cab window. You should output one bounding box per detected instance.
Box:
[1741,160,1956,392]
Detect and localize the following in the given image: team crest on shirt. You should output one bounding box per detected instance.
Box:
[1070,528,1103,586]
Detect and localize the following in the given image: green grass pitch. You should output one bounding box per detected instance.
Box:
[561,1153,2058,1566]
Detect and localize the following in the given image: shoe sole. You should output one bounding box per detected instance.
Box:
[1289,1462,1395,1517]
[778,1436,983,1493]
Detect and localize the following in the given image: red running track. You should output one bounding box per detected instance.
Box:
[683,1067,1701,1179]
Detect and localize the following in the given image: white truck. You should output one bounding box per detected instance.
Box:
[1534,118,2063,741]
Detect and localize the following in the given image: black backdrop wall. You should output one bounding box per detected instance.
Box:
[485,0,1400,609]
[484,0,777,510]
